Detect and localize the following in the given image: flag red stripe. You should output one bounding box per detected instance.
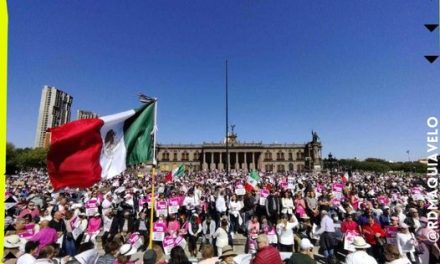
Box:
[47,118,104,190]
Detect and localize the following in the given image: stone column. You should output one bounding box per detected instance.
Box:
[227,152,230,172]
[251,152,255,170]
[218,152,224,171]
[243,152,247,171]
[235,152,239,170]
[210,152,215,171]
[203,152,207,171]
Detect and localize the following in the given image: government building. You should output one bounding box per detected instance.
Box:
[156,130,323,173]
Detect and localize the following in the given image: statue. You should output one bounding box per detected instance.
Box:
[311,130,320,143]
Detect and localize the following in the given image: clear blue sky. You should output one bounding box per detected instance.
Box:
[6,0,440,161]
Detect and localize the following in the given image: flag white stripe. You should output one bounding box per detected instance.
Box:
[99,109,136,179]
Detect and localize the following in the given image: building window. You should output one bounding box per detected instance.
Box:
[296,152,304,161]
[193,152,199,161]
[277,151,285,161]
[264,151,272,161]
[173,152,178,161]
[289,163,294,171]
[289,152,293,161]
[277,164,285,172]
[162,152,169,161]
[182,152,189,161]
[265,164,273,172]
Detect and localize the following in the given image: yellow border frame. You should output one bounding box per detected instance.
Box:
[0,0,7,261]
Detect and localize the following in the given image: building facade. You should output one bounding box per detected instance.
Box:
[34,86,73,148]
[157,131,322,173]
[77,110,98,120]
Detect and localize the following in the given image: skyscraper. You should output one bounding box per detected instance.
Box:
[34,86,73,148]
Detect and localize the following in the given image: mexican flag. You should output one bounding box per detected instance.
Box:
[47,101,156,190]
[245,170,260,191]
[165,164,185,182]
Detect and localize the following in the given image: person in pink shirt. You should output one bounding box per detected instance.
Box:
[30,220,58,253]
[294,192,306,218]
[84,213,102,244]
[167,214,181,238]
[17,202,40,219]
[247,215,260,235]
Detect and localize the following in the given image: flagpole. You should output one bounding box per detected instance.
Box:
[225,60,229,178]
[148,167,155,249]
[147,97,158,249]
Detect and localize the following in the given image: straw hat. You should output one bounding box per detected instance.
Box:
[351,236,371,249]
[119,244,137,256]
[219,245,237,259]
[4,235,25,248]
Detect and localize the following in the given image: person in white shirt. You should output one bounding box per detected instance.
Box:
[101,193,113,216]
[345,236,378,264]
[183,191,198,215]
[216,191,227,218]
[281,191,294,216]
[213,219,230,257]
[17,240,39,264]
[315,210,336,261]
[202,215,217,248]
[276,214,298,252]
[396,223,419,264]
[228,195,242,235]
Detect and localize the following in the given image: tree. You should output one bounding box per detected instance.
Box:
[6,142,18,174]
[6,143,48,172]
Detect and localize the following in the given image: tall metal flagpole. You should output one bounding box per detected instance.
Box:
[226,60,229,178]
[148,99,158,249]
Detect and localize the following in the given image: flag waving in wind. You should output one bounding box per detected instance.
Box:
[47,100,157,190]
[245,169,261,191]
[165,164,185,182]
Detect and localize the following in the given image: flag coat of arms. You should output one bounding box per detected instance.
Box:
[245,170,260,191]
[165,164,185,182]
[47,101,156,190]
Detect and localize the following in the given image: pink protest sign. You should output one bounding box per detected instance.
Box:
[378,196,390,205]
[85,200,98,208]
[332,183,344,193]
[153,222,166,241]
[163,236,175,255]
[386,226,398,245]
[169,198,180,214]
[19,224,35,239]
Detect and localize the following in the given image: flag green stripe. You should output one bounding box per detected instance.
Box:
[124,102,155,165]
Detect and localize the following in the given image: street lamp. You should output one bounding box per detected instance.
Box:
[328,153,337,182]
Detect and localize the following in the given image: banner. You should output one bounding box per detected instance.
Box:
[343,231,357,252]
[156,200,168,217]
[163,236,175,255]
[235,184,246,196]
[386,226,398,245]
[153,222,166,241]
[332,183,344,193]
[169,197,180,214]
[287,177,295,190]
[259,189,270,206]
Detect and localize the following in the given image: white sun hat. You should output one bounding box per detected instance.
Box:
[351,236,371,249]
[4,234,25,249]
[119,244,137,256]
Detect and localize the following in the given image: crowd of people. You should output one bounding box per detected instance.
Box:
[3,168,440,264]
